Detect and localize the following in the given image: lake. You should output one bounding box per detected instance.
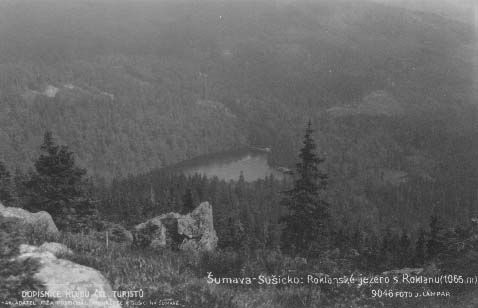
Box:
[170,148,286,182]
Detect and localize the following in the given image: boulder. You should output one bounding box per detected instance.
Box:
[0,202,59,236]
[19,242,73,257]
[178,202,218,251]
[134,202,218,251]
[18,243,121,308]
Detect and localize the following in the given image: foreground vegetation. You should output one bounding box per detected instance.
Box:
[3,220,476,308]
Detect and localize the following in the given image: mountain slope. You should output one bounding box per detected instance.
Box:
[0,0,475,180]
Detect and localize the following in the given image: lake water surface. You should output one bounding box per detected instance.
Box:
[172,149,285,182]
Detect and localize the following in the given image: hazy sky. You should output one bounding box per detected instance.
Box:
[474,3,478,103]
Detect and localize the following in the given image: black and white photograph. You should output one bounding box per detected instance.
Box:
[0,0,477,307]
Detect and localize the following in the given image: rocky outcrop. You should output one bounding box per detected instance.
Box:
[19,242,74,257]
[43,85,60,98]
[134,202,218,251]
[18,243,121,308]
[0,202,59,236]
[177,202,218,251]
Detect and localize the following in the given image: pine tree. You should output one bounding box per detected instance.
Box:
[281,120,329,255]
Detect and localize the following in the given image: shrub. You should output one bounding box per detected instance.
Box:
[0,215,48,307]
[93,220,133,244]
[198,249,246,277]
[132,222,159,249]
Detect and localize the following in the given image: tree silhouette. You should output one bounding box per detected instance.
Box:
[181,188,195,214]
[281,120,329,255]
[0,161,16,206]
[427,216,446,260]
[25,132,94,231]
[414,228,427,266]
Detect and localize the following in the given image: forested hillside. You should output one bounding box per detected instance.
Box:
[2,2,478,306]
[0,0,476,181]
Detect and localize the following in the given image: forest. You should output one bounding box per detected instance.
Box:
[1,0,478,307]
[0,0,476,176]
[2,124,478,307]
[0,0,475,228]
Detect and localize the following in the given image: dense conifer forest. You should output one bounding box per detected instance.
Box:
[1,0,478,307]
[0,0,476,230]
[1,126,477,277]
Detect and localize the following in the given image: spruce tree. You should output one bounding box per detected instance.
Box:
[427,216,446,259]
[25,132,95,231]
[0,161,16,206]
[398,230,412,267]
[380,228,394,268]
[181,187,195,214]
[414,228,427,266]
[364,233,381,271]
[281,120,329,255]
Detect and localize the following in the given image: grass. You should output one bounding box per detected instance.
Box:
[10,224,478,308]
